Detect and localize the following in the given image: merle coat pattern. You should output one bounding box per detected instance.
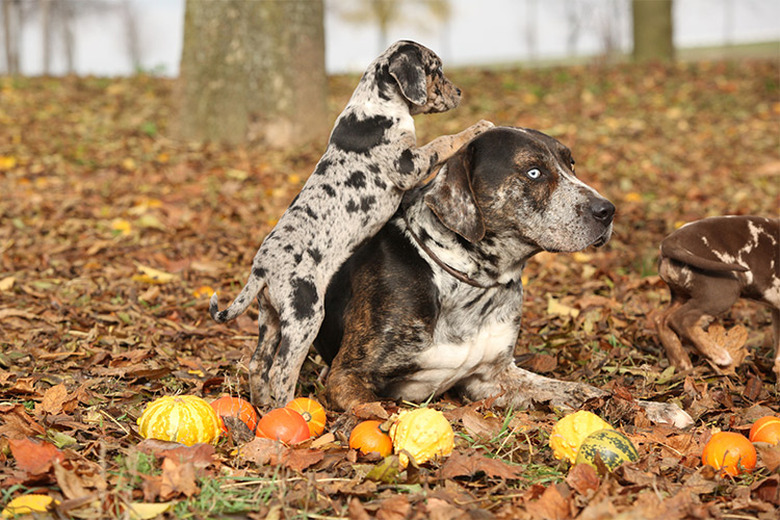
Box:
[656,216,780,380]
[210,40,491,407]
[315,127,693,428]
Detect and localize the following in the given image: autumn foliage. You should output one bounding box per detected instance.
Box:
[1,59,779,518]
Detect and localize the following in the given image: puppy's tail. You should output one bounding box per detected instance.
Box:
[209,273,266,323]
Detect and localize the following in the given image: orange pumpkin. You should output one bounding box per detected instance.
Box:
[748,416,780,445]
[137,395,221,446]
[349,420,393,457]
[702,431,757,476]
[285,397,326,437]
[256,408,310,444]
[210,396,259,434]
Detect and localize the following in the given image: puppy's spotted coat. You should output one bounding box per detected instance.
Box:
[210,40,491,407]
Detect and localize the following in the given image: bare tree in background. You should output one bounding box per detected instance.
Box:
[335,0,451,55]
[632,0,674,61]
[178,0,328,147]
[121,0,142,71]
[2,0,21,74]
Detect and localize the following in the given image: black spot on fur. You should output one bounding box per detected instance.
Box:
[345,170,367,189]
[360,196,376,212]
[321,184,336,197]
[308,248,322,265]
[253,267,266,278]
[398,149,415,174]
[346,199,359,213]
[291,278,317,320]
[374,177,388,189]
[313,159,333,176]
[304,206,318,220]
[330,113,393,154]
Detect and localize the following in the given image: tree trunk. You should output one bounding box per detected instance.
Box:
[632,0,674,62]
[3,0,21,74]
[177,0,328,147]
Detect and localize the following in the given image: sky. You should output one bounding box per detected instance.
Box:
[11,0,780,77]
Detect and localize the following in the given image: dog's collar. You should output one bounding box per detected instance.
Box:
[403,216,500,289]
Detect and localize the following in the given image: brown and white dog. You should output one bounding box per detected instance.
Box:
[656,216,780,380]
[315,126,693,428]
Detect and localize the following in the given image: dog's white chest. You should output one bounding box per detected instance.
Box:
[397,320,517,400]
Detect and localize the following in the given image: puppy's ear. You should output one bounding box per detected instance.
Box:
[388,46,427,106]
[424,147,486,243]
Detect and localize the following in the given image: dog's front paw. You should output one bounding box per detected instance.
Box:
[637,400,693,429]
[470,119,494,135]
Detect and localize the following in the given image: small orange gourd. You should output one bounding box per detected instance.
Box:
[137,395,221,446]
[256,408,310,444]
[349,420,393,457]
[286,397,326,437]
[210,396,259,434]
[749,416,780,445]
[702,431,757,476]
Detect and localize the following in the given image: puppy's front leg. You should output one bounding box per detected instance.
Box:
[390,120,493,190]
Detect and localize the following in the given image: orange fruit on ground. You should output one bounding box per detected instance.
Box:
[210,396,259,434]
[256,408,310,445]
[748,416,780,445]
[349,420,393,457]
[286,397,326,437]
[701,431,757,476]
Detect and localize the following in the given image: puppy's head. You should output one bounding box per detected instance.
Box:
[381,40,461,115]
[425,127,615,253]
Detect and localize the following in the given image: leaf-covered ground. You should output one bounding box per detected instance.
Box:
[1,59,779,519]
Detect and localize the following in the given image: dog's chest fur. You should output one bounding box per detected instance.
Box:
[388,265,525,401]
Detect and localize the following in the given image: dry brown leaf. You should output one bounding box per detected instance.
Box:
[704,323,749,372]
[160,457,199,499]
[375,494,411,520]
[756,442,780,472]
[566,463,600,496]
[525,483,573,520]
[36,383,70,415]
[9,437,65,475]
[439,451,525,480]
[280,448,324,472]
[460,408,503,440]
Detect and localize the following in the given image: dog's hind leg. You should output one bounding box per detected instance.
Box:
[655,298,693,371]
[248,291,281,407]
[667,275,741,367]
[771,307,780,382]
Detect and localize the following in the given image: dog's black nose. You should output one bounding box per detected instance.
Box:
[590,199,615,223]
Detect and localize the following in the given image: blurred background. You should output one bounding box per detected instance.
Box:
[3,0,778,77]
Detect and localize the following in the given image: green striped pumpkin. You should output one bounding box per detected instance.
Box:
[137,395,221,446]
[574,429,638,472]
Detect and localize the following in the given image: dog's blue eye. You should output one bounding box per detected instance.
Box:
[526,168,542,180]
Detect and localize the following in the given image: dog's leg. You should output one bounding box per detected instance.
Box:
[248,292,281,407]
[655,298,694,371]
[667,276,741,367]
[460,362,693,428]
[389,120,493,190]
[771,307,780,382]
[322,367,380,412]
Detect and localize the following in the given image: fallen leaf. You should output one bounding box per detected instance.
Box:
[460,408,503,440]
[566,463,600,496]
[160,457,199,499]
[438,451,525,480]
[9,437,65,475]
[704,324,748,372]
[547,296,579,319]
[1,494,58,518]
[280,448,324,472]
[375,494,410,520]
[36,383,70,415]
[132,263,177,285]
[525,482,572,520]
[756,442,780,472]
[125,502,175,520]
[352,401,389,420]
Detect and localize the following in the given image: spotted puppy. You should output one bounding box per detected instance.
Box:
[210,40,491,407]
[315,127,693,428]
[656,216,780,379]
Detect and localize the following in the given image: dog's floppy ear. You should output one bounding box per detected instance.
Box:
[424,146,486,243]
[388,45,428,106]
